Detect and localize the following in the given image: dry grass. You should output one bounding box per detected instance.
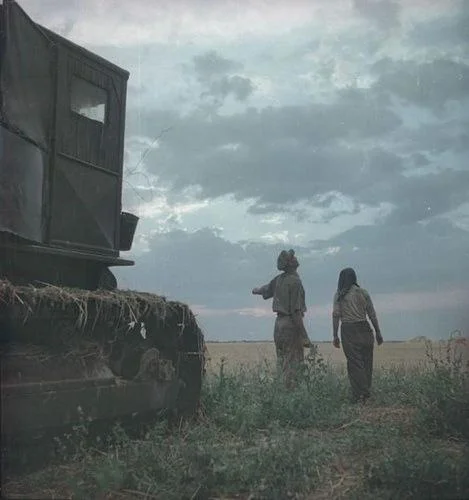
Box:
[2,351,468,500]
[204,341,435,373]
[0,279,195,335]
[2,334,467,499]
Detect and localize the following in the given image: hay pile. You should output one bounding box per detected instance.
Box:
[1,279,169,328]
[0,279,204,351]
[1,281,205,413]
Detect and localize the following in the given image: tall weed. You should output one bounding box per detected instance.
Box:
[359,438,469,500]
[416,332,469,438]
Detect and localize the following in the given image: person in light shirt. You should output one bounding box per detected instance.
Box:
[332,267,383,403]
[252,249,312,388]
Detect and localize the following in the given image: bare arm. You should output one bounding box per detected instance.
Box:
[364,291,383,345]
[333,315,340,338]
[332,294,341,348]
[332,315,340,348]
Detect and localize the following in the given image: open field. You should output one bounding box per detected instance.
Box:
[205,340,458,372]
[3,336,468,499]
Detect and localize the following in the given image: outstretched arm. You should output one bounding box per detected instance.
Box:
[252,278,275,300]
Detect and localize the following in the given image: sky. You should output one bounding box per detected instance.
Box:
[20,0,469,341]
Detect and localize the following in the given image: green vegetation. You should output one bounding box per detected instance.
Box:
[3,337,468,499]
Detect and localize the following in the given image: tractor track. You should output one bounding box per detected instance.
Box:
[1,409,178,478]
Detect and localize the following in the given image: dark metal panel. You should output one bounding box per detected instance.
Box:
[59,151,119,178]
[43,40,61,245]
[45,22,128,256]
[60,110,105,166]
[0,126,44,242]
[1,241,134,266]
[49,155,118,252]
[0,4,5,112]
[58,55,122,174]
[114,74,128,249]
[49,45,126,254]
[0,1,54,149]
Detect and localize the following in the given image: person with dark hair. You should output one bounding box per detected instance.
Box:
[332,267,383,403]
[252,249,312,388]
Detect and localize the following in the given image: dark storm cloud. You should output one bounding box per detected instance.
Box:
[387,171,469,225]
[201,75,255,102]
[357,168,469,225]
[372,58,469,112]
[311,218,469,296]
[116,218,469,313]
[397,119,469,155]
[192,50,242,80]
[118,228,284,307]
[352,0,401,30]
[246,192,361,222]
[411,153,430,167]
[189,50,255,108]
[409,0,469,49]
[123,49,469,229]
[126,88,402,205]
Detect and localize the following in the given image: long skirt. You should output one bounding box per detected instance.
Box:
[341,320,374,401]
[274,315,304,388]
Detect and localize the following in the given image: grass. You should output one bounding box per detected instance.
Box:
[2,335,468,500]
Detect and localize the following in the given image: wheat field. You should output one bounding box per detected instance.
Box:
[205,340,462,372]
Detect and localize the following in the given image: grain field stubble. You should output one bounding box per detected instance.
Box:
[205,341,434,373]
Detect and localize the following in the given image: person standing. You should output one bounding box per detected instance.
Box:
[332,267,383,403]
[252,249,312,388]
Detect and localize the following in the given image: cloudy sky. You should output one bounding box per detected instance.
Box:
[21,0,469,341]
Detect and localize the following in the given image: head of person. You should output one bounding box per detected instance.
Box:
[337,267,358,301]
[277,249,299,272]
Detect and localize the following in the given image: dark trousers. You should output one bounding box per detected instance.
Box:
[341,321,374,401]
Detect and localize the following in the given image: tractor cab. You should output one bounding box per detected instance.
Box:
[0,0,138,290]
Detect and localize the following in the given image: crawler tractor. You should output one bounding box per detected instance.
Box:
[0,0,205,456]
